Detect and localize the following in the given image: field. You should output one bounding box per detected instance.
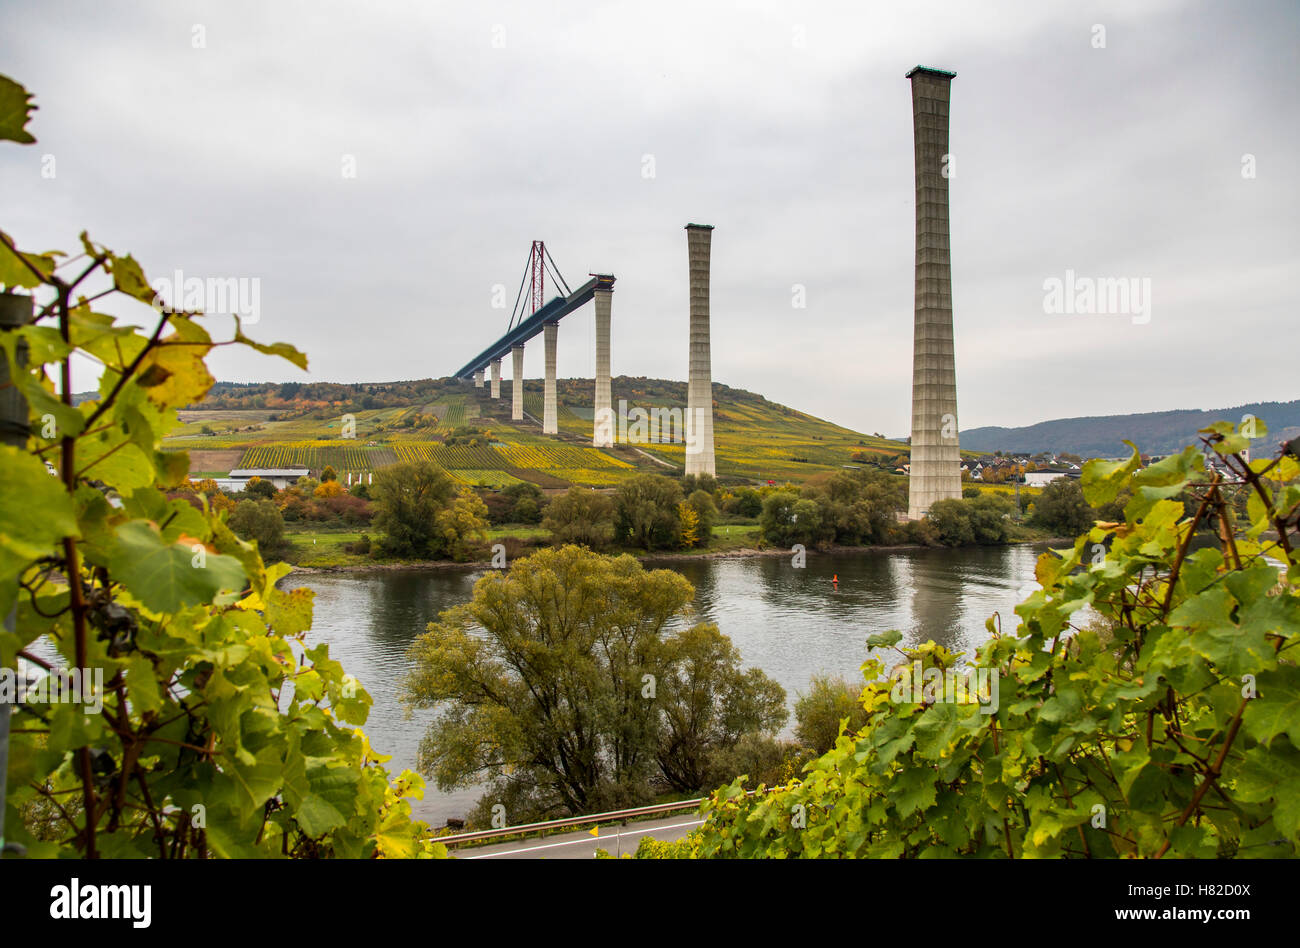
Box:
[166,378,935,489]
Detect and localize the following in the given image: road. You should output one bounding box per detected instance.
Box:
[449,813,705,859]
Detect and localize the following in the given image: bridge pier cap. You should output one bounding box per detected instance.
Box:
[905,64,957,79]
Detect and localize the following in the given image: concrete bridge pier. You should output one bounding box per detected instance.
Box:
[684,224,716,477]
[905,65,963,520]
[473,368,483,388]
[490,359,502,399]
[543,323,558,435]
[592,281,614,447]
[511,344,525,422]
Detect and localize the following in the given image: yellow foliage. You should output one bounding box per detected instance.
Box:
[314,480,344,498]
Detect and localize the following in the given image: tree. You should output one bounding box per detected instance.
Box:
[681,473,718,496]
[966,492,1013,544]
[313,479,343,498]
[0,73,437,859]
[727,487,763,519]
[244,475,277,500]
[1030,477,1096,536]
[614,474,683,550]
[654,624,788,792]
[808,469,904,545]
[228,498,288,559]
[370,460,455,558]
[677,502,700,548]
[500,481,545,524]
[794,674,869,755]
[403,546,786,822]
[759,490,805,546]
[644,425,1300,858]
[434,488,490,562]
[685,489,717,544]
[542,487,616,549]
[320,464,338,482]
[926,498,975,546]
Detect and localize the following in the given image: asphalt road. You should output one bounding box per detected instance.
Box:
[450,813,705,859]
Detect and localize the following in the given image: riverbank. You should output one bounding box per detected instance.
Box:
[284,530,1070,575]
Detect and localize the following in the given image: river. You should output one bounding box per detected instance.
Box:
[280,542,1055,825]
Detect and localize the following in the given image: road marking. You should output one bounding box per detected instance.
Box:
[459,818,706,859]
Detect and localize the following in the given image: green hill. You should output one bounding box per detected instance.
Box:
[166,376,910,487]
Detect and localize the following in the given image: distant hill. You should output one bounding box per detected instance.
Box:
[960,400,1300,458]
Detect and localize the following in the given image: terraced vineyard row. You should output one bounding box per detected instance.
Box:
[239,443,397,472]
[496,443,632,470]
[546,468,625,486]
[446,469,526,488]
[391,443,506,467]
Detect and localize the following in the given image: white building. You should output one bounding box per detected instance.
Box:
[1024,470,1073,488]
[226,468,310,490]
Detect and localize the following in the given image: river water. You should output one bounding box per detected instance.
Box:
[280,542,1054,825]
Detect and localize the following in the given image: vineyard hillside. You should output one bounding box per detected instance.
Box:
[167,375,913,489]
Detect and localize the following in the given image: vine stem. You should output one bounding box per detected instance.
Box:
[55,281,97,858]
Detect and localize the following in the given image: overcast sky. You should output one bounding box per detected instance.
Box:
[2,0,1296,436]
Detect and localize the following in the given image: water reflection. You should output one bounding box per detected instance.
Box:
[281,544,1054,823]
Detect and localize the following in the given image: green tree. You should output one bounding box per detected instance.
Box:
[370,460,455,558]
[728,487,763,519]
[793,673,869,755]
[614,473,683,550]
[926,497,975,546]
[685,489,717,545]
[655,623,787,792]
[501,481,545,524]
[320,464,338,482]
[1030,476,1096,536]
[542,487,616,549]
[227,498,288,560]
[403,546,784,821]
[966,492,1013,544]
[243,475,277,500]
[759,490,816,546]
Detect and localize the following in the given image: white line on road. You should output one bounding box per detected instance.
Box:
[459,818,706,859]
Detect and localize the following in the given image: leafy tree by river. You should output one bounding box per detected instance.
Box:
[403,545,787,824]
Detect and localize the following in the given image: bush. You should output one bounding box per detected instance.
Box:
[371,460,456,558]
[759,490,815,546]
[228,498,289,559]
[725,487,763,519]
[926,494,1011,546]
[1030,477,1095,536]
[244,476,277,500]
[343,533,372,555]
[543,487,616,548]
[794,674,870,755]
[614,474,684,550]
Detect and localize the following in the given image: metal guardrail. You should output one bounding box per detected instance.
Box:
[430,784,789,849]
[430,797,706,848]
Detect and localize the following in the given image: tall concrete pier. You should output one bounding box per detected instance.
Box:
[490,358,501,399]
[592,275,615,447]
[542,322,558,434]
[905,66,962,520]
[473,368,483,388]
[511,344,525,421]
[684,223,716,477]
